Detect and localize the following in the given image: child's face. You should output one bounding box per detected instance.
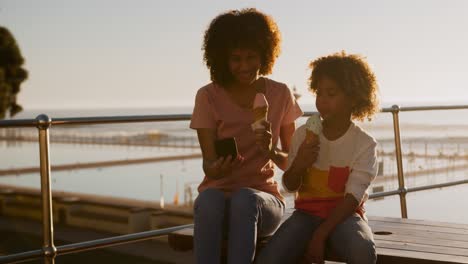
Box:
[315,76,353,122]
[228,48,261,86]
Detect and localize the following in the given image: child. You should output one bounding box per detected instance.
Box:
[255,51,380,264]
[190,8,303,264]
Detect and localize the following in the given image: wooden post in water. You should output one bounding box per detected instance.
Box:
[160,174,165,209]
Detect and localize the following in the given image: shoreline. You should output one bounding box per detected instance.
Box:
[0,153,202,176]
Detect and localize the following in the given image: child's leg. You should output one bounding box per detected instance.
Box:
[193,188,226,264]
[327,213,377,264]
[254,210,322,264]
[226,187,285,264]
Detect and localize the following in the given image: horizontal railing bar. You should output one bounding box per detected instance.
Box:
[397,104,468,112]
[51,114,192,126]
[369,189,401,199]
[0,119,39,128]
[1,105,468,129]
[0,114,193,128]
[0,224,194,264]
[0,249,43,264]
[406,178,468,193]
[57,223,194,255]
[369,179,468,200]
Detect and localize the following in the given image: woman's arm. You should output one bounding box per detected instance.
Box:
[196,128,218,162]
[254,122,299,170]
[269,122,296,170]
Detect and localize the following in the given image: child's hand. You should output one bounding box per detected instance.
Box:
[254,120,273,156]
[204,155,244,179]
[302,232,326,264]
[293,139,320,172]
[282,139,319,191]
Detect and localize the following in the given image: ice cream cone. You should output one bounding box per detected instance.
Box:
[306,130,319,144]
[253,106,268,121]
[305,113,322,144]
[251,93,269,130]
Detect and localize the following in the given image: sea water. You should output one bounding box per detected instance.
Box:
[1,105,467,223]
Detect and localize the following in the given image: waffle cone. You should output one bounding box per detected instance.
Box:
[253,106,268,122]
[306,130,319,144]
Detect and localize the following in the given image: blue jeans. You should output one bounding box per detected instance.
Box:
[255,210,376,264]
[193,187,285,264]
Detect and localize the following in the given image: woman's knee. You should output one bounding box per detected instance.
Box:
[230,188,260,213]
[194,188,225,215]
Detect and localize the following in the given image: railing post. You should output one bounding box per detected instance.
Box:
[36,114,57,264]
[391,105,408,218]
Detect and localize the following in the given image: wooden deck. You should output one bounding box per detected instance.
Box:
[168,212,468,263]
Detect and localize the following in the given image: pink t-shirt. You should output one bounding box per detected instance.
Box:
[190,78,303,201]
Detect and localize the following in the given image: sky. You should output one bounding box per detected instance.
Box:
[1,0,468,110]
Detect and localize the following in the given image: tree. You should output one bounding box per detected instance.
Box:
[0,27,28,119]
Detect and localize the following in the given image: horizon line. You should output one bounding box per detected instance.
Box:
[21,99,468,111]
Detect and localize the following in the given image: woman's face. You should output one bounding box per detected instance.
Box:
[315,76,353,121]
[228,48,261,86]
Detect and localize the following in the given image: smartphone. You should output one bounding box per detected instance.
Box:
[214,137,238,159]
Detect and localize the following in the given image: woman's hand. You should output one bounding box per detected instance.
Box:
[203,155,244,179]
[254,120,273,156]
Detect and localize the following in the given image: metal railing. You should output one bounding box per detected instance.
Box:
[0,104,468,263]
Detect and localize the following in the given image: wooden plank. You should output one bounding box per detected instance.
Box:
[369,222,468,235]
[369,215,468,230]
[376,240,468,258]
[369,219,468,234]
[370,223,468,242]
[168,228,193,251]
[376,247,468,264]
[373,232,468,249]
[370,220,468,235]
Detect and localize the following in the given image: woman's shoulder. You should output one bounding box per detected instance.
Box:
[265,78,289,92]
[265,78,295,102]
[196,82,223,100]
[197,82,217,93]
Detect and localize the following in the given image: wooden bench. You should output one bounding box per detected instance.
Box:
[65,201,153,234]
[0,193,61,223]
[168,211,468,263]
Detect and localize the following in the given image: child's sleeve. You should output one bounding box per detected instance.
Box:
[190,88,216,129]
[345,139,378,204]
